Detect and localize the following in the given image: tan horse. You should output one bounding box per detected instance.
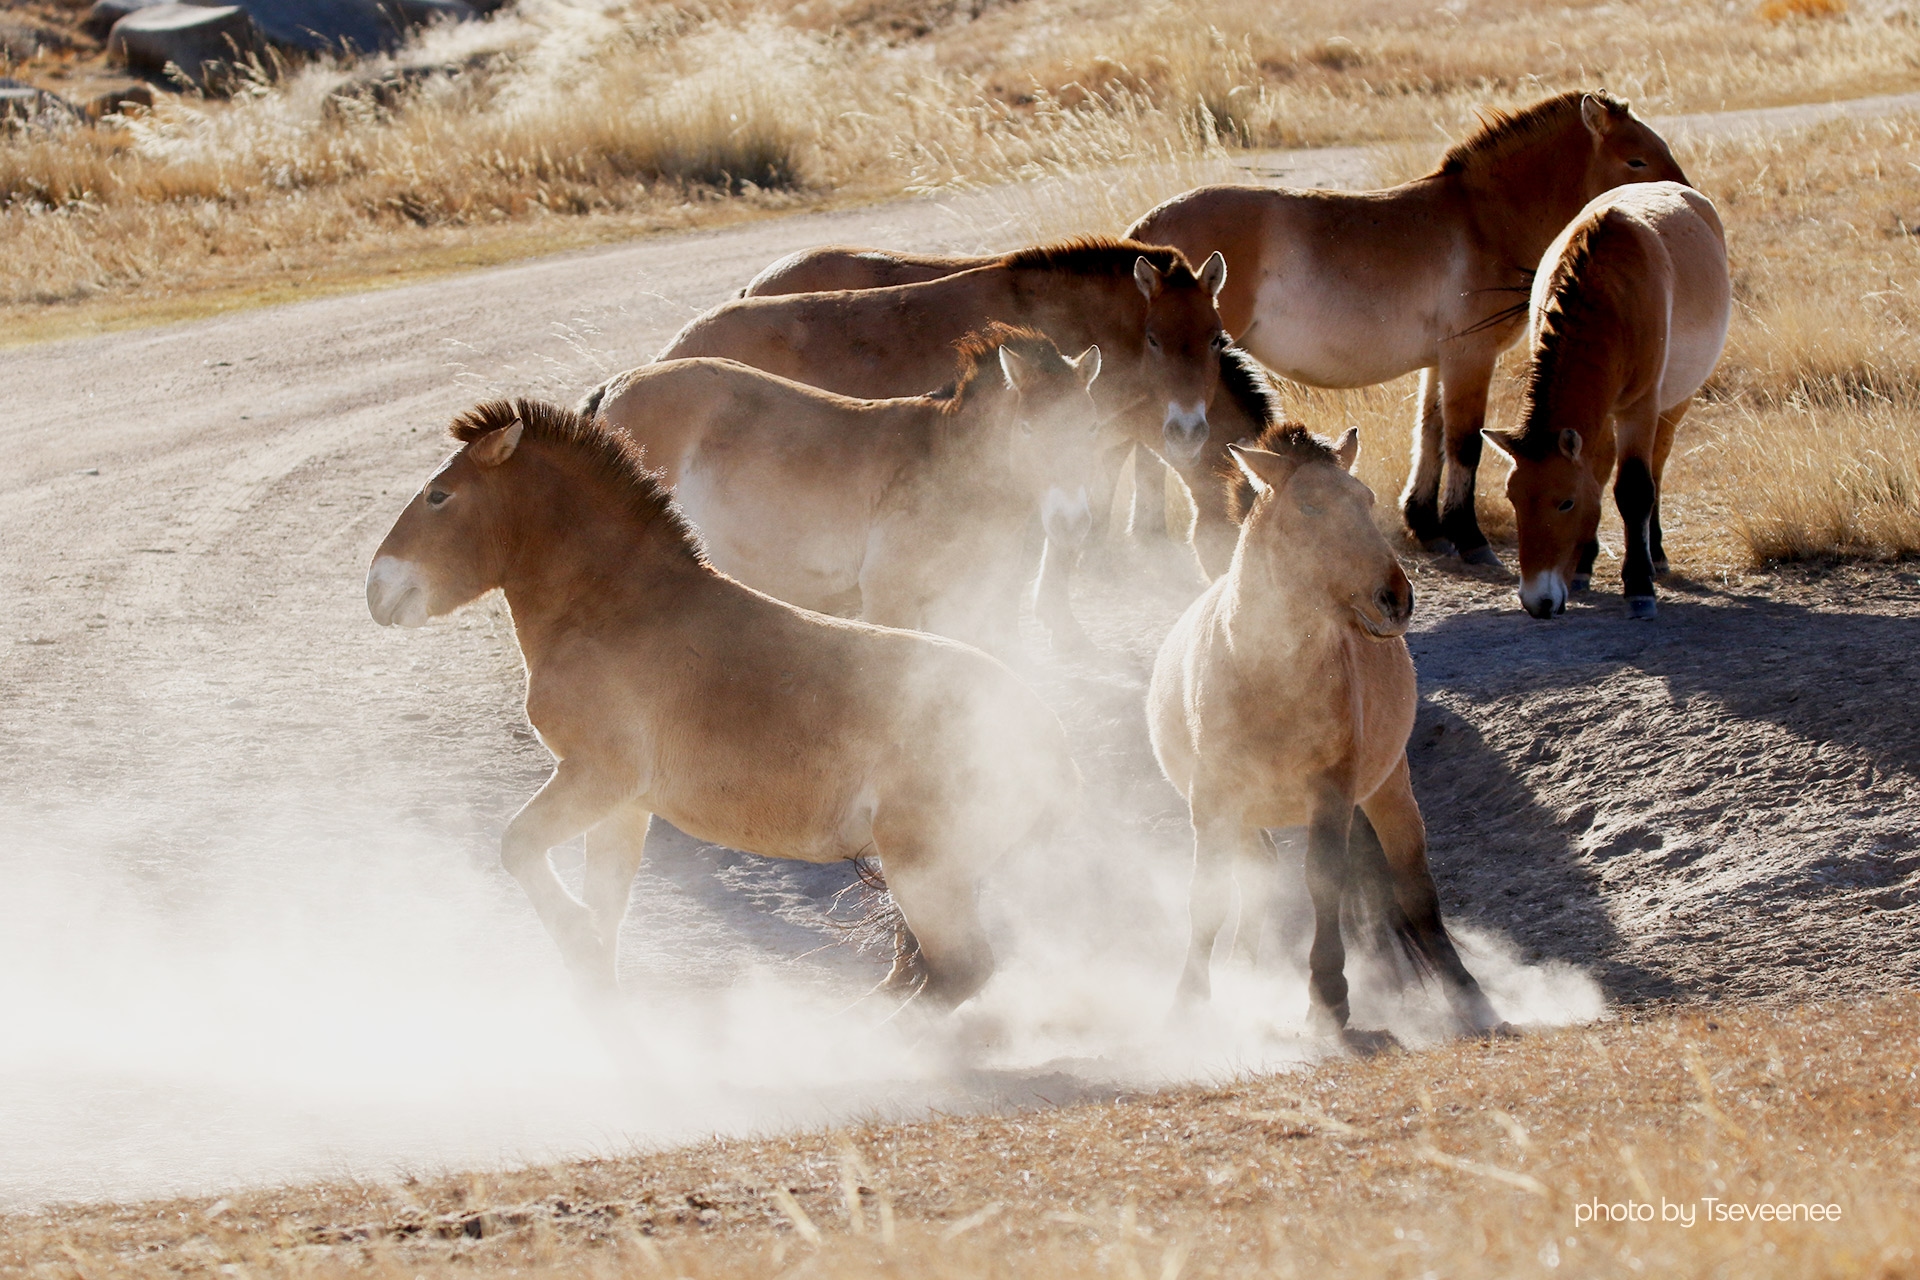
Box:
[1485,182,1730,619]
[578,326,1102,654]
[657,238,1228,643]
[1148,424,1502,1043]
[1127,91,1688,565]
[738,240,1284,581]
[365,399,1079,1007]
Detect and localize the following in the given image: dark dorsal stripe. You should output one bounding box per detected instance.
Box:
[1437,90,1628,177]
[449,397,705,564]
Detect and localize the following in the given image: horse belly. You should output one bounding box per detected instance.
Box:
[1246,275,1434,388]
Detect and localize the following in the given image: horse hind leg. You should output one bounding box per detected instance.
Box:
[1360,759,1506,1035]
[872,842,992,1012]
[1649,402,1689,576]
[1399,368,1449,550]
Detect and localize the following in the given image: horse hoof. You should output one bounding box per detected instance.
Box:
[1570,574,1591,593]
[1460,545,1504,569]
[1340,1027,1402,1056]
[1653,559,1671,577]
[1626,596,1658,620]
[1421,537,1458,557]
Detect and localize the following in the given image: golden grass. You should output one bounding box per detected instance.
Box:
[8,993,1918,1277]
[6,0,1920,340]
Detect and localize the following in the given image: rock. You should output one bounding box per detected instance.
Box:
[0,79,85,128]
[182,0,406,56]
[83,0,169,41]
[392,0,475,27]
[0,22,76,59]
[85,82,156,117]
[108,4,265,87]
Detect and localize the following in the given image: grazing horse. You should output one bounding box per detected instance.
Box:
[1147,423,1502,1044]
[578,326,1102,654]
[366,399,1079,1007]
[1126,91,1688,564]
[657,237,1229,644]
[740,245,1282,570]
[1484,182,1730,620]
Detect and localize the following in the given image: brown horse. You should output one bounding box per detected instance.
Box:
[1148,423,1502,1044]
[365,399,1079,1007]
[739,239,1286,581]
[660,239,1228,643]
[1485,182,1730,619]
[578,326,1102,654]
[1127,91,1688,565]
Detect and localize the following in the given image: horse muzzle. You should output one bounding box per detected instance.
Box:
[1161,401,1209,467]
[1041,485,1094,549]
[366,555,432,628]
[1353,576,1413,639]
[1519,571,1568,620]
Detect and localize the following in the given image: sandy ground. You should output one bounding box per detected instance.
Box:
[2,96,1917,1212]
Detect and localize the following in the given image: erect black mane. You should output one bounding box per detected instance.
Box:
[1223,419,1343,523]
[1436,90,1628,177]
[449,397,705,563]
[1000,234,1197,281]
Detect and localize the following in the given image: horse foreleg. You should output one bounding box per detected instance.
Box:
[583,802,652,990]
[1302,790,1355,1035]
[1228,827,1281,968]
[1435,357,1500,565]
[1129,446,1171,539]
[1649,402,1689,575]
[1400,367,1447,548]
[874,851,992,1011]
[1188,467,1239,580]
[1614,400,1662,618]
[1177,808,1251,1005]
[1573,426,1618,592]
[1360,758,1503,1034]
[501,762,626,979]
[1032,536,1091,652]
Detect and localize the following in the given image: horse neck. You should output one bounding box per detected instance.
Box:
[1454,129,1598,267]
[493,446,707,656]
[1522,303,1630,444]
[1003,267,1140,347]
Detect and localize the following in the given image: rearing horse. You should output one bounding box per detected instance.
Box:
[1127,91,1688,564]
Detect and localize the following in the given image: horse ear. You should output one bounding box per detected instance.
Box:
[1229,443,1297,495]
[1580,93,1614,140]
[1197,250,1228,300]
[1558,428,1583,461]
[1133,256,1164,301]
[1071,344,1102,388]
[469,418,524,468]
[998,344,1033,392]
[1482,427,1521,458]
[1334,427,1360,472]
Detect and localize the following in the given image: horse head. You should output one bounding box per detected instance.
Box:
[1230,426,1412,639]
[1134,250,1230,466]
[994,332,1104,551]
[1578,93,1690,195]
[367,412,524,628]
[1484,426,1602,619]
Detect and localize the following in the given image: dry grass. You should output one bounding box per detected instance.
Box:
[6,993,1918,1278]
[6,0,1920,339]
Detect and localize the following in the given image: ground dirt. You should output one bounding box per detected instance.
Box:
[1,100,1916,1213]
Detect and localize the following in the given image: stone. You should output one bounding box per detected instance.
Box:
[108,4,264,86]
[183,0,405,56]
[0,78,84,128]
[82,0,168,41]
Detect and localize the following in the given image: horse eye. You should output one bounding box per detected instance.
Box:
[1211,333,1230,351]
[1146,334,1162,351]
[1626,158,1647,169]
[1556,498,1575,513]
[428,488,451,507]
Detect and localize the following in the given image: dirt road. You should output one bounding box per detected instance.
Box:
[2,95,1916,1209]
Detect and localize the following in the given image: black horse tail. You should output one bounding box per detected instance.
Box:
[1341,808,1445,982]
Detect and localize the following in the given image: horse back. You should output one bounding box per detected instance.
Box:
[742,246,987,297]
[656,269,1019,398]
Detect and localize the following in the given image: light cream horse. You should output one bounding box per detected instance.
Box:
[366,398,1079,1007]
[579,326,1102,654]
[1148,423,1503,1044]
[1485,181,1730,619]
[1127,91,1687,565]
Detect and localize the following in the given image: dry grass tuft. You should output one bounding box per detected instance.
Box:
[6,0,1920,337]
[1758,0,1848,24]
[7,994,1919,1277]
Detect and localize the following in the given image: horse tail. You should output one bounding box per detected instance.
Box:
[576,379,610,422]
[1342,808,1445,983]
